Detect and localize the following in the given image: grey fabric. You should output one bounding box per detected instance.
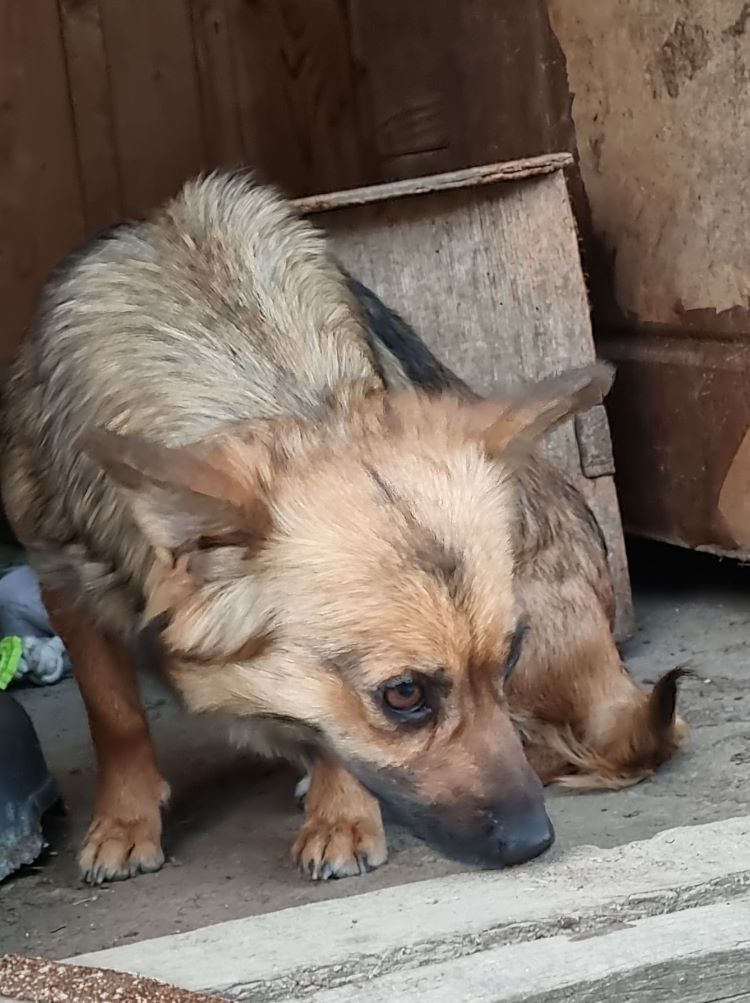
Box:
[0,565,53,638]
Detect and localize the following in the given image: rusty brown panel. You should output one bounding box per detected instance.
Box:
[601,326,750,553]
[672,304,750,340]
[227,0,378,197]
[0,0,86,361]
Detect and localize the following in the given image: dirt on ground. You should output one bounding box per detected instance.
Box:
[2,542,749,959]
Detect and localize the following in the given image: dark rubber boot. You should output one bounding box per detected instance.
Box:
[0,692,61,880]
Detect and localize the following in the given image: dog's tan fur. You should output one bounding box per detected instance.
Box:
[1,172,685,883]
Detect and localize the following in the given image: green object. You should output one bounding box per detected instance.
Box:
[0,636,23,690]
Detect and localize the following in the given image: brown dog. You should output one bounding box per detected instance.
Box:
[1,172,684,885]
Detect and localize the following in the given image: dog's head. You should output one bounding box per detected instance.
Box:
[89,363,613,867]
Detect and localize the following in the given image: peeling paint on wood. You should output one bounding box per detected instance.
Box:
[548,0,750,324]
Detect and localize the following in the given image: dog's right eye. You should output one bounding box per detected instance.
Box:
[385,680,423,711]
[380,677,432,724]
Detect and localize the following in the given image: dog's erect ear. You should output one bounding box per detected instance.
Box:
[466,362,615,460]
[86,429,271,554]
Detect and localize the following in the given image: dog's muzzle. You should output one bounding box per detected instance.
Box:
[479,791,555,866]
[355,761,555,868]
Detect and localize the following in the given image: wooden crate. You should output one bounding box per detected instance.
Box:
[295,154,633,639]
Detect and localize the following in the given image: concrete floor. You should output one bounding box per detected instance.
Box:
[2,541,749,959]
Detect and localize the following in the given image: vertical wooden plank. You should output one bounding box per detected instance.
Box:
[345,0,461,179]
[455,0,573,165]
[190,0,245,167]
[227,0,377,196]
[345,0,575,182]
[99,0,207,217]
[59,0,122,231]
[0,0,85,361]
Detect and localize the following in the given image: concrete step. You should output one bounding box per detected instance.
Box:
[297,897,750,1003]
[67,815,750,1001]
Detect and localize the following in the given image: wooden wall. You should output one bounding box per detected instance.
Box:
[0,0,574,361]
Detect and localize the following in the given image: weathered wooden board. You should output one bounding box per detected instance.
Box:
[295,158,633,638]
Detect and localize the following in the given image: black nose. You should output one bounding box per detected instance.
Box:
[489,805,555,866]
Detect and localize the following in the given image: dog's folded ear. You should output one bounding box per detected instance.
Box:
[466,362,615,461]
[85,429,272,556]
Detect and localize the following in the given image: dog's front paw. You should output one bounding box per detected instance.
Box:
[79,813,165,885]
[292,816,388,880]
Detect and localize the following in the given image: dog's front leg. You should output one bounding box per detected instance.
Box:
[292,758,387,880]
[44,589,170,884]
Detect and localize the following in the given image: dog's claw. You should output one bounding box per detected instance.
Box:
[79,815,165,885]
[292,820,387,881]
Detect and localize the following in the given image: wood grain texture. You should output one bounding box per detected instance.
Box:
[98,0,206,217]
[0,0,579,361]
[346,0,459,178]
[718,426,750,550]
[0,0,85,361]
[346,0,574,177]
[455,0,574,164]
[602,327,750,555]
[59,0,122,231]
[315,174,593,452]
[549,0,750,329]
[227,0,376,196]
[190,0,245,167]
[301,169,633,635]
